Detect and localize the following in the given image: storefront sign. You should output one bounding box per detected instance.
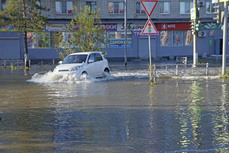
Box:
[157,23,191,30]
[118,23,145,31]
[104,24,117,31]
[45,24,68,31]
[45,24,117,32]
[202,23,222,30]
[109,39,132,48]
[0,25,14,31]
[133,31,158,37]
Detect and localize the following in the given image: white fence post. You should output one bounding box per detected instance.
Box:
[206,63,209,76]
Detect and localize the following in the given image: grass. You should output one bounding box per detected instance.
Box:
[220,70,229,79]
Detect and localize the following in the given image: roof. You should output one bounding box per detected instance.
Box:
[70,51,102,55]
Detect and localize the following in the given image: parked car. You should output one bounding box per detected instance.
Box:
[53,52,110,78]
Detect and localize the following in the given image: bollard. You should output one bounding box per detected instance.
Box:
[192,65,194,75]
[153,64,156,83]
[149,64,153,83]
[29,60,31,69]
[53,59,55,67]
[176,64,178,76]
[206,63,209,76]
[4,60,6,68]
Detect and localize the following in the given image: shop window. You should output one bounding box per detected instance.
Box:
[108,2,124,14]
[86,1,96,14]
[160,2,170,14]
[108,31,132,39]
[160,30,193,47]
[180,2,193,14]
[1,0,7,10]
[38,32,50,48]
[173,31,183,46]
[185,30,193,46]
[27,32,38,48]
[55,1,73,14]
[160,31,172,47]
[136,2,145,14]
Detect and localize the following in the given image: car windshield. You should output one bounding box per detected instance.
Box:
[62,55,87,64]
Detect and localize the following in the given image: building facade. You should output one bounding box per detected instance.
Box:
[0,0,226,60]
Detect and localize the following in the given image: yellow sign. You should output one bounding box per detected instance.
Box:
[219,0,229,2]
[190,8,196,20]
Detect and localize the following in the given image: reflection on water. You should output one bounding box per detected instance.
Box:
[1,69,229,152]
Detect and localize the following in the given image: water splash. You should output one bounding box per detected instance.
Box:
[27,71,91,84]
[27,68,220,84]
[27,70,150,84]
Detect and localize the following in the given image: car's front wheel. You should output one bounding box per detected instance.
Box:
[104,68,110,77]
[81,71,88,79]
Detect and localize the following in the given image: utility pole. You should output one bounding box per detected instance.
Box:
[222,1,228,75]
[124,0,127,67]
[193,0,198,67]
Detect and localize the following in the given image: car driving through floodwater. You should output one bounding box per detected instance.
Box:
[53,52,110,78]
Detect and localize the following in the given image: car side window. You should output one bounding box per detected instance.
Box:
[88,53,95,63]
[95,53,103,62]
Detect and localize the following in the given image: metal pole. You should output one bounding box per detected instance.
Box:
[193,0,198,68]
[149,34,153,83]
[124,0,127,66]
[222,2,227,75]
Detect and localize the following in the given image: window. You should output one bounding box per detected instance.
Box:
[38,32,50,48]
[136,2,145,14]
[55,1,73,14]
[86,1,96,14]
[108,31,132,39]
[160,2,170,14]
[180,2,193,14]
[27,32,38,48]
[108,2,124,14]
[206,2,216,14]
[95,53,103,62]
[185,30,193,46]
[173,31,183,46]
[160,30,193,47]
[1,0,6,10]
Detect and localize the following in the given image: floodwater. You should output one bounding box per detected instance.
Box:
[0,66,229,153]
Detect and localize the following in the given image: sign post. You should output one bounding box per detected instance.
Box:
[140,0,158,84]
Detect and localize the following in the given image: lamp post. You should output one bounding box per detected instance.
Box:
[124,0,127,66]
[193,0,198,67]
[222,1,228,75]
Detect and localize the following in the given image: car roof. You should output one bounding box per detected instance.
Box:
[69,52,102,55]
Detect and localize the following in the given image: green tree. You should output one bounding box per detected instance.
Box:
[57,6,106,60]
[0,0,48,69]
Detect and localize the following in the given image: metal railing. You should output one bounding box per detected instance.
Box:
[0,59,57,69]
[150,63,221,82]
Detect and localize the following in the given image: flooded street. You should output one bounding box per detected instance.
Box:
[0,66,229,153]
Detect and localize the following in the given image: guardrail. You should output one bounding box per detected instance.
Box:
[0,59,57,69]
[150,63,221,83]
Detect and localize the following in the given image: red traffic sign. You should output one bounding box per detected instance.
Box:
[141,19,159,35]
[141,0,158,17]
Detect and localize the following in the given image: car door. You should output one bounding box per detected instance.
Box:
[86,53,97,76]
[94,53,105,76]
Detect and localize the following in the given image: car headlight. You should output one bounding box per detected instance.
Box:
[70,66,81,71]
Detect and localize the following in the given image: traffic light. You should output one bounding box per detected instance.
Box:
[213,5,221,24]
[196,24,200,31]
[190,22,195,34]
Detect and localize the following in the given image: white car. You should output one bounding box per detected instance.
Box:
[53,52,110,78]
